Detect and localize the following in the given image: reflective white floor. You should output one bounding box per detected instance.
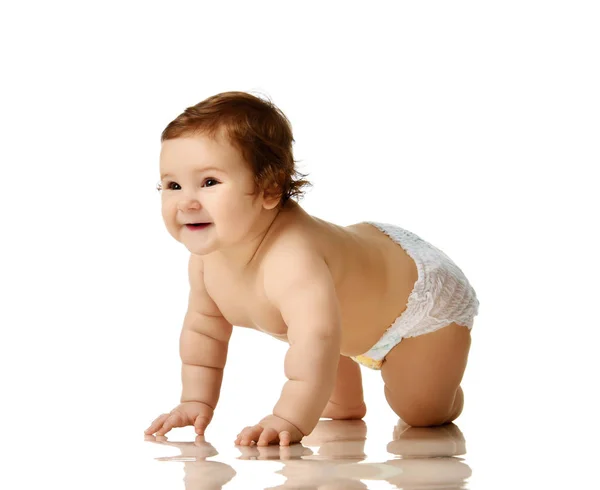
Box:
[5,381,597,490]
[132,399,598,490]
[143,419,472,489]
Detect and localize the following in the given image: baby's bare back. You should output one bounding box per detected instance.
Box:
[201,202,418,356]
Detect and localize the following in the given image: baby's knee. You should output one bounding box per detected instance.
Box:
[399,407,453,427]
[385,385,460,427]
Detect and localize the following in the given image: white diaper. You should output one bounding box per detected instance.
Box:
[351,221,480,370]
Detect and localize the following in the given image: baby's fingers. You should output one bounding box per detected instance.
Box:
[257,428,279,446]
[156,412,184,436]
[278,431,291,446]
[145,413,169,435]
[194,415,210,435]
[236,425,262,446]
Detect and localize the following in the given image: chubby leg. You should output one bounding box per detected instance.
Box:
[381,322,471,427]
[321,354,367,419]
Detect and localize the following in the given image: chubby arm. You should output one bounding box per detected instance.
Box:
[180,254,233,408]
[145,254,233,437]
[264,251,341,436]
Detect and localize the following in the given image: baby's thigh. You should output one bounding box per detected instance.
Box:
[380,323,471,419]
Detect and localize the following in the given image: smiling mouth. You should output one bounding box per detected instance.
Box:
[186,223,211,229]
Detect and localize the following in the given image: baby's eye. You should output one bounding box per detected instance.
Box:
[157,179,219,191]
[203,178,219,188]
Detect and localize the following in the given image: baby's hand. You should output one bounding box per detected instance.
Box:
[145,401,214,437]
[235,414,304,446]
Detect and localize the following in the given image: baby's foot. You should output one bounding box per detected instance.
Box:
[321,400,367,420]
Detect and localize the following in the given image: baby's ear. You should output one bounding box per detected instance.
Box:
[261,186,283,210]
[263,196,281,210]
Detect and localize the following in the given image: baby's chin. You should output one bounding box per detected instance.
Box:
[183,242,215,256]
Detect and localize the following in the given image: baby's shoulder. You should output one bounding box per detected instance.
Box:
[261,228,331,289]
[264,223,326,267]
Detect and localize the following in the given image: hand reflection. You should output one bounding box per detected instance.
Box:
[236,441,314,461]
[145,434,236,490]
[144,433,218,460]
[259,419,369,489]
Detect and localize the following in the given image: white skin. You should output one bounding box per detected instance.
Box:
[148,129,339,446]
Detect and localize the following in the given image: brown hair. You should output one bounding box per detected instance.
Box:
[161,91,312,209]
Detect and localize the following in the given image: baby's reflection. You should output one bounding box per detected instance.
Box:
[144,434,236,490]
[258,419,471,489]
[237,420,366,489]
[382,420,472,489]
[145,419,471,489]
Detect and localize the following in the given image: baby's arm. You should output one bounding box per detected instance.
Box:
[180,254,233,408]
[264,252,341,436]
[146,254,232,436]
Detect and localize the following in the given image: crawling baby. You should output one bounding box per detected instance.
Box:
[145,91,480,446]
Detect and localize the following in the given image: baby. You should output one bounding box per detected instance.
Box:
[145,91,480,446]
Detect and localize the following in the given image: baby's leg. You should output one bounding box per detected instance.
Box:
[381,322,471,427]
[321,354,367,419]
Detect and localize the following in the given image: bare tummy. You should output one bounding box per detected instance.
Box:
[202,201,419,356]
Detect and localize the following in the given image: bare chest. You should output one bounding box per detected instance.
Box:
[203,222,418,355]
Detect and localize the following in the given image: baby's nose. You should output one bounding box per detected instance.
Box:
[177,198,201,211]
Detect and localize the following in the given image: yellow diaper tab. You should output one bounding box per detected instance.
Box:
[351,355,383,370]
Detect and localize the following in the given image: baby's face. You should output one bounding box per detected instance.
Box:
[159,131,275,257]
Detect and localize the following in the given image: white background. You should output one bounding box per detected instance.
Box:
[1,1,598,489]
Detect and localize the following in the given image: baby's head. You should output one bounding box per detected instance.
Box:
[158,91,312,258]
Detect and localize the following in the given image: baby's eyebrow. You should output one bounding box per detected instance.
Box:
[160,166,226,180]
